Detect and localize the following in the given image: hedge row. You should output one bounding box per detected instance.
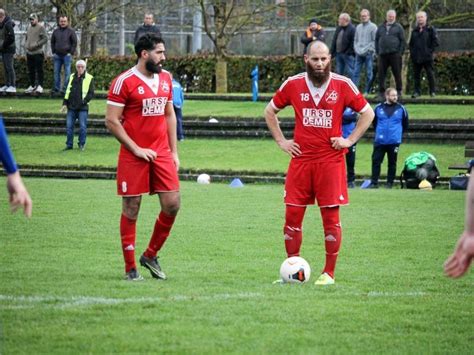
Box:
[4,52,473,94]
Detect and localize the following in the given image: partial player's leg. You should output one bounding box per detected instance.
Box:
[313,160,347,285]
[141,191,180,280]
[141,156,181,279]
[283,161,314,257]
[121,196,143,281]
[319,206,341,281]
[284,205,306,257]
[116,153,151,280]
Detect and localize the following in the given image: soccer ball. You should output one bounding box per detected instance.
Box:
[418,179,432,191]
[197,173,211,184]
[279,256,311,283]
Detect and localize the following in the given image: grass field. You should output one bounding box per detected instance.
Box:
[1,98,472,119]
[7,135,465,178]
[0,178,472,353]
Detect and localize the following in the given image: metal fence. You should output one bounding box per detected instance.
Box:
[12,26,474,57]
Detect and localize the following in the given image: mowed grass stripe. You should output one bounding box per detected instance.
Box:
[1,97,473,119]
[0,178,472,353]
[7,135,466,178]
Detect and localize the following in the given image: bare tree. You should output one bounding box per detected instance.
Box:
[198,0,284,93]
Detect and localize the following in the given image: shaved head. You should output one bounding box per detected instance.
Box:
[306,40,330,56]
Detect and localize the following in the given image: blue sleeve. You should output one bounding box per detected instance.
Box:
[402,105,409,132]
[342,108,357,124]
[0,117,18,174]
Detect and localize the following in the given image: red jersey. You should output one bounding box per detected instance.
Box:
[107,66,173,158]
[271,72,369,163]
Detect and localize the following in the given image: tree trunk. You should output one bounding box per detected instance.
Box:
[80,27,90,57]
[215,57,228,93]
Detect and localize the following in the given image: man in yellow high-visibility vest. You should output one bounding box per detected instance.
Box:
[61,59,94,151]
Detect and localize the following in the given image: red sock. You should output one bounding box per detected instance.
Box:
[284,205,306,257]
[144,211,176,258]
[320,207,342,279]
[120,214,137,273]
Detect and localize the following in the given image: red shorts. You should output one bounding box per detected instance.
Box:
[117,153,180,196]
[284,159,348,207]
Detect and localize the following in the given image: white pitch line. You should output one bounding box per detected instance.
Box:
[1,290,461,310]
[366,291,427,297]
[0,292,263,310]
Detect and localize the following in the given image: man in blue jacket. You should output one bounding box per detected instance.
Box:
[172,77,185,141]
[369,87,408,188]
[342,108,358,188]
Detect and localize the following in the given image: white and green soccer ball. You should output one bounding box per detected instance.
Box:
[279,256,311,283]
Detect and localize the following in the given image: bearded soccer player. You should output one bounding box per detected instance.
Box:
[265,40,374,285]
[106,34,180,281]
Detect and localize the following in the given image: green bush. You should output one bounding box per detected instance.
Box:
[6,51,473,94]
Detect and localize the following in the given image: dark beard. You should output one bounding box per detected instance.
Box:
[306,62,331,86]
[145,58,162,74]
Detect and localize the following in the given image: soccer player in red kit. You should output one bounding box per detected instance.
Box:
[106,34,180,281]
[264,40,375,285]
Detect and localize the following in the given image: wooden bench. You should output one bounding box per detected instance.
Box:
[448,141,474,171]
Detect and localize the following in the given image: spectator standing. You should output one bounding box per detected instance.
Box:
[300,18,325,54]
[172,77,185,141]
[369,88,408,188]
[375,10,406,100]
[51,16,77,95]
[24,13,47,94]
[330,13,356,79]
[409,11,439,98]
[342,108,358,188]
[134,13,161,44]
[353,9,377,95]
[0,9,16,93]
[61,60,94,151]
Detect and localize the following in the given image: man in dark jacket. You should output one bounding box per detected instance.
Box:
[134,13,161,44]
[375,10,406,100]
[0,9,17,93]
[300,18,325,54]
[330,13,356,79]
[368,88,409,189]
[61,60,94,151]
[51,16,77,95]
[409,11,439,98]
